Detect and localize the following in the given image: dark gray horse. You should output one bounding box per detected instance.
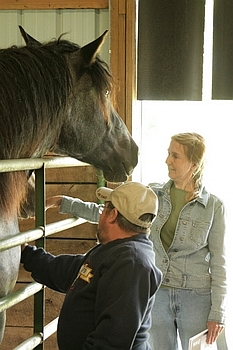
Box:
[0,27,138,343]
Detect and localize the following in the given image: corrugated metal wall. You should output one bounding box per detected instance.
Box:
[0,9,110,63]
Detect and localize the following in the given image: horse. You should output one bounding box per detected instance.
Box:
[0,27,138,343]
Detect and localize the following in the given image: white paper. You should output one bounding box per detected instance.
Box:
[188,329,217,350]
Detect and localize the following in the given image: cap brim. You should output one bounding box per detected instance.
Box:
[96,187,113,202]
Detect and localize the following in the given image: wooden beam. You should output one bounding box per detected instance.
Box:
[0,0,108,10]
[110,0,126,122]
[110,0,137,133]
[125,0,137,134]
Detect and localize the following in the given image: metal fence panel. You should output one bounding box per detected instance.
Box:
[0,157,90,349]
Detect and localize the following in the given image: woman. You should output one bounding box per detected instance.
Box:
[148,132,227,349]
[46,132,228,350]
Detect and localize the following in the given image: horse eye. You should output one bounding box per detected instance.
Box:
[105,90,109,97]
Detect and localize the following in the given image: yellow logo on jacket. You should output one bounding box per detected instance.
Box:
[70,263,94,290]
[78,263,94,283]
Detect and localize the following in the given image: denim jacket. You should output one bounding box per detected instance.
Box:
[149,180,227,324]
[60,180,227,324]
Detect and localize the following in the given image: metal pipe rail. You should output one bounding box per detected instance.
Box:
[0,217,86,253]
[0,156,93,349]
[0,156,88,173]
[13,318,59,350]
[0,282,43,313]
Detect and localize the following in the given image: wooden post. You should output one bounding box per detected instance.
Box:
[110,0,136,133]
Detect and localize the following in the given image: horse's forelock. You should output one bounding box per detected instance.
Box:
[44,37,81,53]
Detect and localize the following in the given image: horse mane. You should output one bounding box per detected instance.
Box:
[0,36,114,218]
[0,41,72,159]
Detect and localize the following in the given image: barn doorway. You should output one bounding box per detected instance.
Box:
[133,0,232,347]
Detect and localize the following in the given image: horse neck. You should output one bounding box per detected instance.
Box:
[0,172,28,222]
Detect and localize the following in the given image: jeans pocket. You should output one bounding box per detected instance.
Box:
[193,288,211,296]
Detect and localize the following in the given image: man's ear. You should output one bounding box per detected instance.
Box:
[108,208,118,223]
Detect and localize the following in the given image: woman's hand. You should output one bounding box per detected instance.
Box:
[206,321,224,344]
[46,195,63,210]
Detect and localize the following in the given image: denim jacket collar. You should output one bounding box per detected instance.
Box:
[150,180,209,207]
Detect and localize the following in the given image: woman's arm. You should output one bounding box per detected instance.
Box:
[46,195,102,224]
[207,200,227,343]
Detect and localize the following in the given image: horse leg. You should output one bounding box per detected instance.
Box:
[0,217,21,344]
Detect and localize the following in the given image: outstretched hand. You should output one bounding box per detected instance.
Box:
[46,195,63,210]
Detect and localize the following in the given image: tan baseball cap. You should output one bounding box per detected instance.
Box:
[96,182,158,228]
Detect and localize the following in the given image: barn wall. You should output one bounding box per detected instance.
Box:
[0,9,110,64]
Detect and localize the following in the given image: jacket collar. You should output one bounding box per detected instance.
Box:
[151,180,209,207]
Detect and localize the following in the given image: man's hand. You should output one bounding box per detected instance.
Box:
[21,243,28,252]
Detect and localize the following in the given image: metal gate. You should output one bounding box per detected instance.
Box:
[0,156,96,349]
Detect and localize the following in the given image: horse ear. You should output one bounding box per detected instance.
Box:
[19,25,41,46]
[80,30,109,66]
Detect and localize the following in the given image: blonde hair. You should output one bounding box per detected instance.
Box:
[171,132,206,201]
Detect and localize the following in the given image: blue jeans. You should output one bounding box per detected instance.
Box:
[149,287,228,350]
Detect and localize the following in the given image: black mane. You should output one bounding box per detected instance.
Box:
[0,42,72,159]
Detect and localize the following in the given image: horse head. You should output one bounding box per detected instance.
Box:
[19,27,138,183]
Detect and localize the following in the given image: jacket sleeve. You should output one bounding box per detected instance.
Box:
[60,196,101,224]
[208,200,228,324]
[21,245,83,293]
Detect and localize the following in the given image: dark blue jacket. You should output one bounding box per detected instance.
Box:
[21,234,162,350]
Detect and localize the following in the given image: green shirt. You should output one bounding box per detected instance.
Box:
[160,186,187,252]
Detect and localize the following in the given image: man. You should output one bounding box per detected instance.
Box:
[21,182,162,350]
